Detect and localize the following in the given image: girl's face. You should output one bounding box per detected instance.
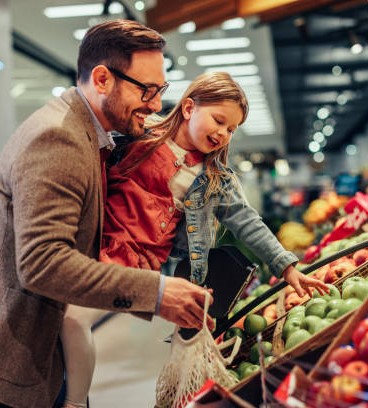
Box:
[174,98,243,153]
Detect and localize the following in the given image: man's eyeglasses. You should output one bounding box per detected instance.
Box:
[107,66,169,102]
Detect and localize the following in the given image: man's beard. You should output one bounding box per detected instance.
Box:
[102,87,144,137]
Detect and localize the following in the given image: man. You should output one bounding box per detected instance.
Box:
[0,19,213,408]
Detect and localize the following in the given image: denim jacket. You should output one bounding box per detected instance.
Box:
[166,167,298,284]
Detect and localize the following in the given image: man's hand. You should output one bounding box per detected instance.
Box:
[283,265,330,298]
[159,276,214,330]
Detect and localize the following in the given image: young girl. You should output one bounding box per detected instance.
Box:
[61,72,328,407]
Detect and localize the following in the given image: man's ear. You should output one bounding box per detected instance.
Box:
[91,65,113,94]
[181,97,195,120]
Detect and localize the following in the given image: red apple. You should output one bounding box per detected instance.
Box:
[353,249,368,267]
[343,360,368,379]
[307,381,332,407]
[353,319,368,349]
[358,332,368,361]
[327,345,358,371]
[313,264,330,281]
[269,276,279,286]
[331,374,362,404]
[284,292,310,311]
[324,260,356,283]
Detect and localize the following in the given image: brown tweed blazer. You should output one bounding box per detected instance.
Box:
[0,87,160,407]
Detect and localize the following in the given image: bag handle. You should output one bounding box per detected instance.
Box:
[204,291,241,364]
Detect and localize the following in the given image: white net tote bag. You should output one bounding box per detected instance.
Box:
[155,292,242,408]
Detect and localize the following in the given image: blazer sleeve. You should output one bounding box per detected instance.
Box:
[10,126,160,314]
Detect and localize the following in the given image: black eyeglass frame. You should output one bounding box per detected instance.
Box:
[107,66,169,102]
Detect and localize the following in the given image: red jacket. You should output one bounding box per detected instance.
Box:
[101,142,202,269]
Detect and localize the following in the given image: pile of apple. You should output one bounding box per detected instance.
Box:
[283,247,368,313]
[306,316,368,406]
[282,277,368,351]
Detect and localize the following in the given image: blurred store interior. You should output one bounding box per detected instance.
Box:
[2,1,368,405]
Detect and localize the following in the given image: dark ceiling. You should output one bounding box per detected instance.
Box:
[268,1,368,154]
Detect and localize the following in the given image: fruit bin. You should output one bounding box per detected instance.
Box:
[225,259,368,387]
[272,297,368,407]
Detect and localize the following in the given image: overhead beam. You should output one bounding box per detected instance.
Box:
[145,0,354,33]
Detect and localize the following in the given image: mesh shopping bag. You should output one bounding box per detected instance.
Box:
[155,293,241,408]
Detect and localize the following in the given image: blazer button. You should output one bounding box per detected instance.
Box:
[187,225,197,233]
[125,300,132,308]
[184,200,192,207]
[191,252,200,260]
[113,297,123,308]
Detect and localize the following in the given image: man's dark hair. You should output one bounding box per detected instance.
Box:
[77,19,166,83]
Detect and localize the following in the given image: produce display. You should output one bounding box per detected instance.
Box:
[305,312,368,406]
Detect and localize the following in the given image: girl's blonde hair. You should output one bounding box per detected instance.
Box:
[122,72,249,200]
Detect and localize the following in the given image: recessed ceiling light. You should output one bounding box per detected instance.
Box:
[221,18,246,30]
[186,37,249,51]
[134,1,145,11]
[196,53,255,66]
[205,65,258,76]
[73,29,88,41]
[178,21,196,34]
[44,2,123,18]
[166,70,185,81]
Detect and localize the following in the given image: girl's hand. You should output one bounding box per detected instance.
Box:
[282,265,330,298]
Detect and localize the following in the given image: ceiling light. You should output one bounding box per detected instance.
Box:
[275,159,290,176]
[238,160,253,172]
[44,2,123,18]
[178,22,196,33]
[337,93,348,105]
[166,70,185,81]
[322,124,334,136]
[317,107,330,120]
[73,29,88,41]
[221,18,246,30]
[313,152,325,163]
[313,132,325,143]
[134,1,145,11]
[346,144,357,155]
[309,141,320,153]
[186,37,249,52]
[349,31,364,55]
[233,75,262,86]
[196,52,255,66]
[205,65,258,76]
[52,86,66,97]
[332,65,342,76]
[177,56,188,66]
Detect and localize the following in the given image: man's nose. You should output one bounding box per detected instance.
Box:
[147,93,163,113]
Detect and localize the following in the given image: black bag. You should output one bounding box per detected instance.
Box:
[175,245,257,339]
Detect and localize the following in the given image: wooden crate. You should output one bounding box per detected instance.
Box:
[308,296,368,381]
[229,260,368,386]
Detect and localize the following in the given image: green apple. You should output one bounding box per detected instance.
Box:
[282,319,302,340]
[325,298,346,315]
[342,281,368,301]
[327,298,362,319]
[287,305,305,319]
[243,314,267,337]
[305,298,328,318]
[229,296,256,317]
[227,369,239,380]
[264,355,275,365]
[249,341,273,364]
[224,327,245,342]
[342,276,367,292]
[300,315,324,335]
[312,284,340,302]
[251,284,271,297]
[285,329,312,350]
[239,364,260,379]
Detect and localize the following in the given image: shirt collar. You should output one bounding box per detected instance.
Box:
[76,86,115,150]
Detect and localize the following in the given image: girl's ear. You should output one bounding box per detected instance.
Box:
[181,98,195,120]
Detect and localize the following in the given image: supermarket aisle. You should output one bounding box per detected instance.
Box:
[89,313,174,407]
